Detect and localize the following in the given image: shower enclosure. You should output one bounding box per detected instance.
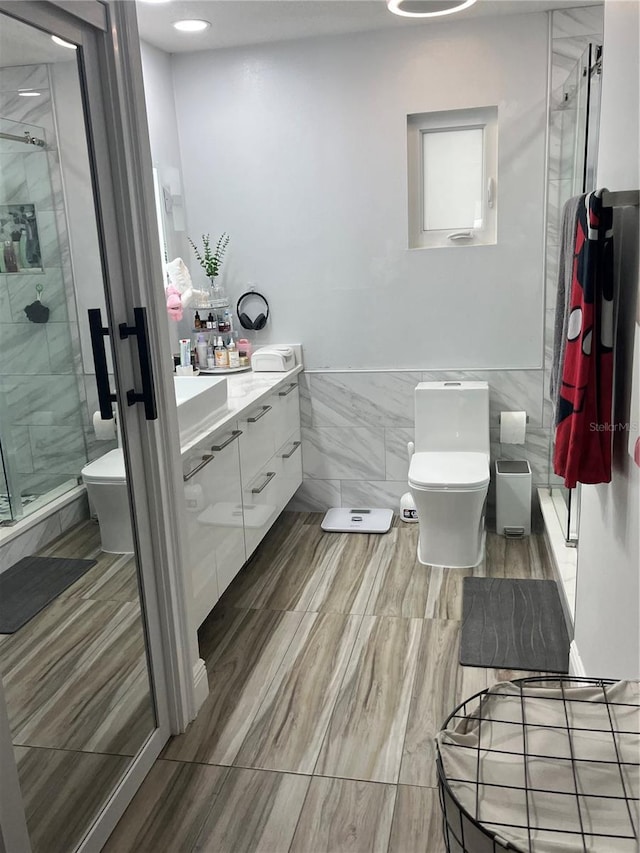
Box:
[0,105,89,523]
[546,40,603,546]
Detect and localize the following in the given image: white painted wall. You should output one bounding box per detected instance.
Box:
[140,40,191,351]
[574,0,640,679]
[171,14,549,370]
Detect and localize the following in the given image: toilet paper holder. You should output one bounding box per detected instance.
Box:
[499,411,529,445]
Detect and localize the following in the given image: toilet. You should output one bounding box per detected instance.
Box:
[408,381,490,568]
[81,448,134,554]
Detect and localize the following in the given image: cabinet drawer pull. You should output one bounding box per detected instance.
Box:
[252,471,276,494]
[183,454,214,482]
[210,429,242,451]
[247,405,272,423]
[278,383,298,397]
[282,440,301,459]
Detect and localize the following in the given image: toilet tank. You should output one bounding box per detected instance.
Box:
[414,381,489,454]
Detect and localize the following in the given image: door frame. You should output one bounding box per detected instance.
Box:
[0,1,203,849]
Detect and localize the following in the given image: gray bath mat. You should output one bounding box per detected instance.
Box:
[0,555,97,633]
[460,577,569,673]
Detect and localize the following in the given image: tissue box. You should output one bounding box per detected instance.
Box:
[251,346,295,372]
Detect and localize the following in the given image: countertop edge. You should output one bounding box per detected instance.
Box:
[180,365,303,455]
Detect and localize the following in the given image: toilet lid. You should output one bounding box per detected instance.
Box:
[409,452,489,490]
[81,448,126,484]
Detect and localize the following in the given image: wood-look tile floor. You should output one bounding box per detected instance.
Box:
[106,512,554,853]
[0,520,155,853]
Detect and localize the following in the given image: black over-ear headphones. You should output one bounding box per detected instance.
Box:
[236,290,270,330]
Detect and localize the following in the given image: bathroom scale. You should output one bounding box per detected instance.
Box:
[321,508,393,533]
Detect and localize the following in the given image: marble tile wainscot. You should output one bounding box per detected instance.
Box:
[289,369,551,513]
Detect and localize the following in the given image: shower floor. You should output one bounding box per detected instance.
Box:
[0,479,79,524]
[0,493,38,522]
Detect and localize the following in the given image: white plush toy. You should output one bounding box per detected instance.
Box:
[165,257,208,309]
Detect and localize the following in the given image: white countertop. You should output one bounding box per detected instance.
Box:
[180,365,303,455]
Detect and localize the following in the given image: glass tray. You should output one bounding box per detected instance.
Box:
[198,365,251,375]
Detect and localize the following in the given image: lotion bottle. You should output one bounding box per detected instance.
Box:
[214,336,229,368]
[196,333,208,370]
[227,337,240,368]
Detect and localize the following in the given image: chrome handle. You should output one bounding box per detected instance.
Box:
[210,429,242,451]
[183,454,214,482]
[447,231,474,241]
[247,405,272,423]
[252,471,276,494]
[282,440,301,459]
[278,383,297,397]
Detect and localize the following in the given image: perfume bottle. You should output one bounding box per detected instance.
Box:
[3,240,18,273]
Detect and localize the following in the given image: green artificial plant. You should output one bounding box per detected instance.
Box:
[188,232,230,279]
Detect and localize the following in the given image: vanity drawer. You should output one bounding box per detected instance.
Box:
[276,430,302,506]
[271,382,300,450]
[238,401,276,485]
[242,456,284,559]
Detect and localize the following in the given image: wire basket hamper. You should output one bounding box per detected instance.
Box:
[436,676,639,853]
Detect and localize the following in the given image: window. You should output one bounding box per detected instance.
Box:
[407,106,498,249]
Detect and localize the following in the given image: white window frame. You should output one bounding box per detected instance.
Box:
[407,106,498,249]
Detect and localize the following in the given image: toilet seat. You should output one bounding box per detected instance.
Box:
[409,451,489,491]
[81,448,126,485]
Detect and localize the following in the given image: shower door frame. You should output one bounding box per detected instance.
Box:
[0,2,198,850]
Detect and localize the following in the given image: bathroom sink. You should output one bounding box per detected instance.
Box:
[173,376,228,444]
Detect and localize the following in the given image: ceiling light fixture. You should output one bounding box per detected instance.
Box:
[18,90,40,97]
[172,19,210,33]
[51,35,78,49]
[387,0,478,18]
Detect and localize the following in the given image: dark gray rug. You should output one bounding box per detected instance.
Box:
[460,577,569,673]
[0,555,97,633]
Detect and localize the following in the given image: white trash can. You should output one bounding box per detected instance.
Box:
[496,460,532,537]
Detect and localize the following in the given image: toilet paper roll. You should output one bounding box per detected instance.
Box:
[93,410,116,441]
[500,411,527,444]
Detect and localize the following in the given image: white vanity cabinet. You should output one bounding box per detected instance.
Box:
[182,424,245,627]
[183,371,303,627]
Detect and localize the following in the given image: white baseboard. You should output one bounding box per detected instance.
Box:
[192,658,209,715]
[569,641,586,677]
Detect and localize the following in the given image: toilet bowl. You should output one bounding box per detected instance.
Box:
[408,381,490,569]
[81,448,134,554]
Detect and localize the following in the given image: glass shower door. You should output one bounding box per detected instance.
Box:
[0,5,175,852]
[0,108,89,522]
[0,438,13,522]
[548,41,602,548]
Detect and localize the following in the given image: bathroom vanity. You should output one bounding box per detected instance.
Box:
[179,366,303,627]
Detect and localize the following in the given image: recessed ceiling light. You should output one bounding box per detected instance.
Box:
[387,0,477,18]
[172,19,210,33]
[51,35,78,49]
[19,90,40,97]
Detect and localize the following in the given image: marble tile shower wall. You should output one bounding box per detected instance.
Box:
[0,65,109,503]
[290,370,548,511]
[543,6,604,478]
